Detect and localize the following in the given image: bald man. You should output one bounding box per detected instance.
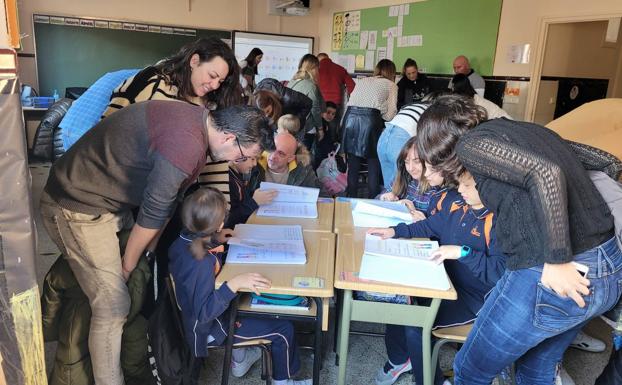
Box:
[449,55,486,97]
[258,132,320,189]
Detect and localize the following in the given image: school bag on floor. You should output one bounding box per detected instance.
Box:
[317,146,347,196]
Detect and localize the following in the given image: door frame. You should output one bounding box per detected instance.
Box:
[526,12,622,121]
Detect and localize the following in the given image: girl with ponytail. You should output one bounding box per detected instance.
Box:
[168,187,311,385]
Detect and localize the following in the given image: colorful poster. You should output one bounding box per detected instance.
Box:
[344,10,360,32]
[355,54,365,69]
[343,31,360,50]
[332,13,344,50]
[368,31,377,50]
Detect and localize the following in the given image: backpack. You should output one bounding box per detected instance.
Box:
[317,148,347,196]
[146,279,198,385]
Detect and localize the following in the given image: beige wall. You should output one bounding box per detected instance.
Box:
[495,0,622,77]
[0,0,8,47]
[541,21,622,81]
[16,0,320,90]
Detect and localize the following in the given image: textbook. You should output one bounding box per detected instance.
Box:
[351,199,413,227]
[256,182,320,219]
[358,234,450,290]
[227,224,306,264]
[250,296,310,311]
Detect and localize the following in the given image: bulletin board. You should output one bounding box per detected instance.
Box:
[331,0,502,75]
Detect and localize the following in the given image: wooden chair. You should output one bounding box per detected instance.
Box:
[166,276,273,385]
[431,323,514,385]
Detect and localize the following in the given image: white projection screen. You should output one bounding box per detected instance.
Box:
[233,31,314,82]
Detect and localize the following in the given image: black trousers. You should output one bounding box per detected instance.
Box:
[346,154,382,198]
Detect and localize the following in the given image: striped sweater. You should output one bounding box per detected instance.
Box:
[102,66,231,202]
[102,66,202,118]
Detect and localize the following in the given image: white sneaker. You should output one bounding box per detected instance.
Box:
[231,347,262,377]
[570,331,606,352]
[374,359,412,385]
[555,366,576,385]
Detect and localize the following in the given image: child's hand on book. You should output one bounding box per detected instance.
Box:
[428,246,461,264]
[367,228,395,239]
[228,273,272,295]
[254,189,278,205]
[379,192,398,201]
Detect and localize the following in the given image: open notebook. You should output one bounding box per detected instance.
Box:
[358,234,450,290]
[227,224,306,264]
[351,199,413,227]
[256,182,320,219]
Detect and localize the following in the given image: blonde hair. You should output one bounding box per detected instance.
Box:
[292,54,320,83]
[180,187,228,260]
[277,114,301,135]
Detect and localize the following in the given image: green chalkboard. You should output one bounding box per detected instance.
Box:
[332,0,502,75]
[33,15,230,96]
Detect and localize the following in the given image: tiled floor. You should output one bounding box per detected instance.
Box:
[30,161,613,385]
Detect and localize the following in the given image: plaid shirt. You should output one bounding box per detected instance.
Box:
[58,69,139,150]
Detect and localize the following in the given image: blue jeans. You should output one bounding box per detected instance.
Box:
[454,236,622,385]
[377,123,411,190]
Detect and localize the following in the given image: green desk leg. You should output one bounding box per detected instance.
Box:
[337,289,353,385]
[422,298,441,385]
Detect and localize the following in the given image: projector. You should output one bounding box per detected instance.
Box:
[285,6,309,16]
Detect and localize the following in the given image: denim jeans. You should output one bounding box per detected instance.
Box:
[454,236,622,385]
[377,123,412,190]
[40,192,133,385]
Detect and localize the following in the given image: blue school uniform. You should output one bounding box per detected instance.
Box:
[380,178,439,215]
[385,189,506,385]
[168,230,301,380]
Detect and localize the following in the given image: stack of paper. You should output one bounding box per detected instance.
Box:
[256,182,320,219]
[358,234,450,290]
[352,199,412,227]
[227,224,306,264]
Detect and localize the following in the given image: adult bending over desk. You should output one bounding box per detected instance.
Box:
[415,94,622,384]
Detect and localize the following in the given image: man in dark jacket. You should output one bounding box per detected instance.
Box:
[258,132,320,189]
[39,101,271,385]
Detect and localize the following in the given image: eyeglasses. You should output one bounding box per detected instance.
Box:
[233,137,249,163]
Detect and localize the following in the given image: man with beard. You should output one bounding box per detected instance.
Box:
[39,100,270,385]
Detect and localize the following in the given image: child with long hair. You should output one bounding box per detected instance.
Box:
[378,136,439,221]
[369,170,506,385]
[168,188,311,385]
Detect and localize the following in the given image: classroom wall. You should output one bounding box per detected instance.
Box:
[16,0,320,92]
[1,0,8,48]
[317,0,622,78]
[494,0,622,77]
[542,21,622,81]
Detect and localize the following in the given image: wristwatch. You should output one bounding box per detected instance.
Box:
[460,245,471,258]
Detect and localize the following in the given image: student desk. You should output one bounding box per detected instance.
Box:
[246,199,335,233]
[216,231,336,385]
[334,227,457,385]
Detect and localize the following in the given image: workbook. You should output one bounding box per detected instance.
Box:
[256,182,320,219]
[226,224,306,264]
[351,199,413,227]
[358,234,450,290]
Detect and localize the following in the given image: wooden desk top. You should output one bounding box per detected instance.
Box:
[247,200,335,233]
[216,231,335,298]
[334,227,457,300]
[333,200,354,234]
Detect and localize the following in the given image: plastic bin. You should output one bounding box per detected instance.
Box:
[32,96,55,109]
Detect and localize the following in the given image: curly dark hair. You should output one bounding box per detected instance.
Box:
[155,37,242,109]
